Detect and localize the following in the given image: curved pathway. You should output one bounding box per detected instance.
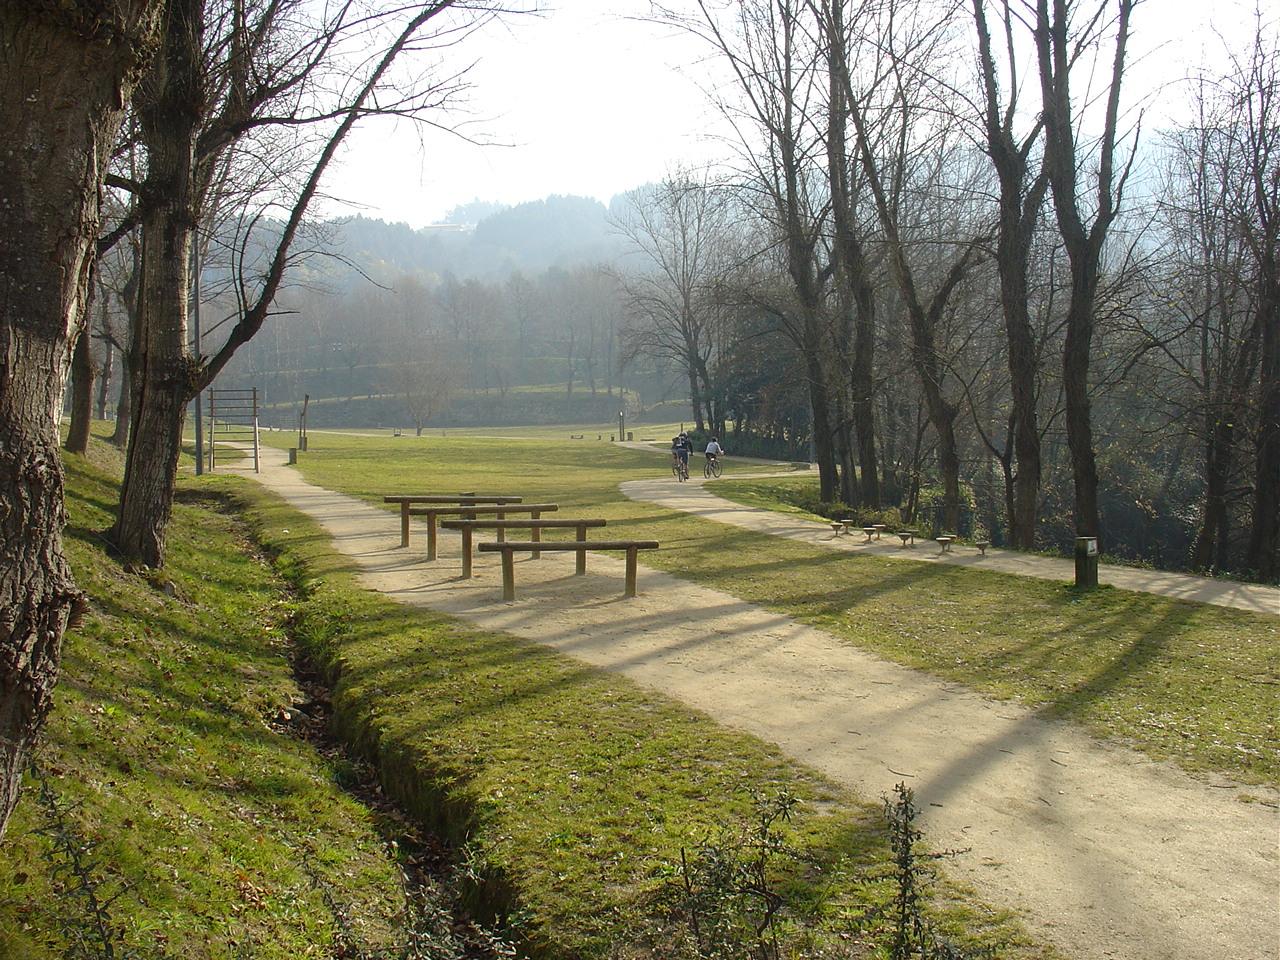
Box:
[618,450,1279,616]
[230,448,1279,960]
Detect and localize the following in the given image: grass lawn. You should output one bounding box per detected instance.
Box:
[273,431,1279,787]
[0,439,406,959]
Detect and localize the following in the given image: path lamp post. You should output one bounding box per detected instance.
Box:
[619,411,624,443]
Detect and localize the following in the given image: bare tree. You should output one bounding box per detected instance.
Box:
[1233,19,1280,581]
[112,0,510,567]
[1035,0,1139,539]
[836,0,986,533]
[0,0,164,837]
[970,0,1051,548]
[616,174,732,433]
[674,0,844,499]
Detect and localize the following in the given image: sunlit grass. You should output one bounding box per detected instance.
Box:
[0,435,404,959]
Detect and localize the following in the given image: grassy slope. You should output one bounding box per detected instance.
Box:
[0,439,404,959]
[275,433,1279,786]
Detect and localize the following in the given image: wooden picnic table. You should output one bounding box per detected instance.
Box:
[407,503,559,560]
[478,539,660,600]
[440,518,607,578]
[383,493,522,547]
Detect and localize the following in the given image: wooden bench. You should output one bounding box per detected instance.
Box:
[407,503,559,560]
[896,530,917,547]
[861,525,876,542]
[829,521,845,535]
[873,524,887,539]
[478,540,660,600]
[975,540,990,556]
[936,536,954,553]
[384,493,523,547]
[440,518,607,578]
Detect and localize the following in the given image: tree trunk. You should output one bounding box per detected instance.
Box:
[1061,276,1101,538]
[65,328,96,455]
[113,0,202,567]
[1246,282,1279,581]
[850,309,880,508]
[687,358,706,433]
[1190,417,1234,571]
[97,336,114,421]
[0,0,160,838]
[111,356,133,449]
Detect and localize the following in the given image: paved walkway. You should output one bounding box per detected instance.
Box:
[617,449,1279,616]
[230,448,1279,960]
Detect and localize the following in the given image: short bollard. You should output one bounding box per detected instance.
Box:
[288,447,297,464]
[1075,536,1099,587]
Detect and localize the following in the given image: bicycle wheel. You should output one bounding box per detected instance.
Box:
[672,461,683,481]
[703,459,713,478]
[711,458,722,478]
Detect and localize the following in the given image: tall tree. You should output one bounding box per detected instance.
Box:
[837,0,984,534]
[113,0,503,567]
[0,0,163,837]
[971,0,1050,549]
[680,0,843,499]
[1035,0,1138,539]
[1236,20,1280,581]
[616,175,731,434]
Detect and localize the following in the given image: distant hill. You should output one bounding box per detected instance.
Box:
[329,194,630,285]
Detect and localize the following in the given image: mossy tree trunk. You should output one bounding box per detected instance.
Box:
[0,0,161,838]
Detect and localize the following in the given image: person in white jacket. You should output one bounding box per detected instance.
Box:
[704,437,724,464]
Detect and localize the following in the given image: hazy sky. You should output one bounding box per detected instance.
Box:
[325,0,1268,229]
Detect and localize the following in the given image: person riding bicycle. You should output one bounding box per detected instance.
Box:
[704,437,724,464]
[671,432,693,472]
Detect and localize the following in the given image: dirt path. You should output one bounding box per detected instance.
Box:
[232,449,1279,960]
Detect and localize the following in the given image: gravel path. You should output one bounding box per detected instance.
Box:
[233,448,1279,960]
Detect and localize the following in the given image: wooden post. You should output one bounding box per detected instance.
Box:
[496,510,505,543]
[575,526,587,575]
[399,502,411,548]
[624,546,639,598]
[501,548,515,601]
[426,511,438,561]
[461,527,473,579]
[530,511,541,558]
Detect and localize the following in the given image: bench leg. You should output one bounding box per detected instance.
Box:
[624,546,639,598]
[461,528,473,579]
[501,548,515,601]
[531,511,541,558]
[575,525,587,574]
[426,514,438,561]
[400,503,410,547]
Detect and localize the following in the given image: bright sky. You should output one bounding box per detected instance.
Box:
[326,0,1270,229]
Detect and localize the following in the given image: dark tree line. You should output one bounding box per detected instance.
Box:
[624,0,1276,581]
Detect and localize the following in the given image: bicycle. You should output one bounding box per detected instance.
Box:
[672,453,689,482]
[703,454,723,478]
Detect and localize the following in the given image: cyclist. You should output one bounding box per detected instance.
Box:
[704,436,724,464]
[671,432,693,476]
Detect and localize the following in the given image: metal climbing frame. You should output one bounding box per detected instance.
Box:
[207,387,260,472]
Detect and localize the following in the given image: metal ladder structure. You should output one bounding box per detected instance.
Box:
[207,387,260,473]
